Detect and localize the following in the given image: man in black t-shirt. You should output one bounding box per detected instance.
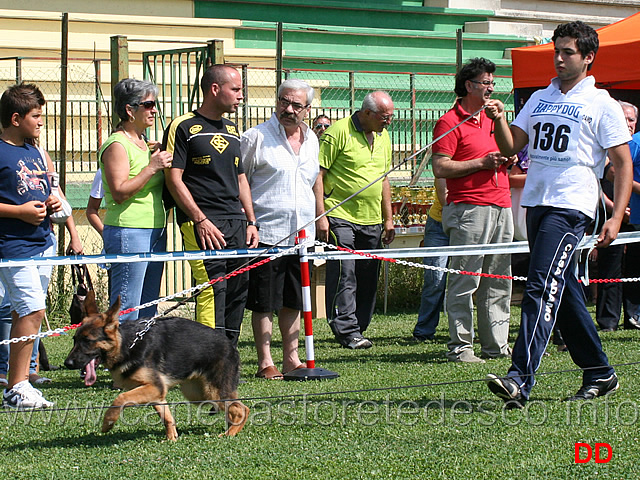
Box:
[164,65,259,346]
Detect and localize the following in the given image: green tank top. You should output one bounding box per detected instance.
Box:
[99,133,166,229]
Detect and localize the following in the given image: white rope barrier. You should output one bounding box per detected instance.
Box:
[0,243,305,347]
[2,231,639,268]
[3,230,640,346]
[0,247,295,268]
[311,231,640,260]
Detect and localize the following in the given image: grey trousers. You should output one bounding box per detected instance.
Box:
[442,203,513,359]
[325,217,382,345]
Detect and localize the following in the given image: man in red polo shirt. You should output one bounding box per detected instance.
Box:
[432,57,514,363]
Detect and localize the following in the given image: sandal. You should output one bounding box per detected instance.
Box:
[255,365,284,380]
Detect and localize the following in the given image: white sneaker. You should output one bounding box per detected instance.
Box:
[2,380,54,409]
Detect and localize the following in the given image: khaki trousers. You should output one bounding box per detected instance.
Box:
[442,203,513,359]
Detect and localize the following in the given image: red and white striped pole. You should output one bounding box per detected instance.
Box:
[284,229,338,380]
[296,228,315,369]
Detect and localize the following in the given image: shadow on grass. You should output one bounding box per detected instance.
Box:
[1,428,186,451]
[301,395,559,409]
[1,407,232,450]
[599,334,640,343]
[318,350,449,365]
[295,333,451,348]
[35,378,115,390]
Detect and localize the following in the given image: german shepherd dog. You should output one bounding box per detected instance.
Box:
[64,292,249,440]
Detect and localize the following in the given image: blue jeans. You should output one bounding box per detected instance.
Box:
[0,297,12,376]
[413,216,449,340]
[103,226,166,322]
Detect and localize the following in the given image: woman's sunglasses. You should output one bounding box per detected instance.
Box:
[133,100,156,109]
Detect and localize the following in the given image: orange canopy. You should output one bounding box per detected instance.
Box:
[511,12,640,90]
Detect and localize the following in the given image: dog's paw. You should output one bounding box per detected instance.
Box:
[165,424,178,441]
[102,410,119,432]
[101,419,115,433]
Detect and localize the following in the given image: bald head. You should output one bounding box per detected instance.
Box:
[362,91,393,113]
[359,91,394,133]
[201,65,238,97]
[198,65,243,119]
[619,100,638,135]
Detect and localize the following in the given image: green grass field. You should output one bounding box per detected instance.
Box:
[1,305,639,480]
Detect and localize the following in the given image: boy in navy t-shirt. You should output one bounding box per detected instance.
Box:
[0,83,62,409]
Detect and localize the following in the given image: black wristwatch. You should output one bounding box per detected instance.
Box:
[247,220,260,230]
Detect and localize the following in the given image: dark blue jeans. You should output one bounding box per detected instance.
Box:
[413,216,449,340]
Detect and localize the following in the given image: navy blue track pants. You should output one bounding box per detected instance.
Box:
[507,206,614,399]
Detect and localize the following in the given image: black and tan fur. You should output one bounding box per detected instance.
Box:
[64,292,249,440]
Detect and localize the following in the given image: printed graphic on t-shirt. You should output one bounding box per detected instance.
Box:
[210,134,229,154]
[16,159,48,197]
[529,100,586,166]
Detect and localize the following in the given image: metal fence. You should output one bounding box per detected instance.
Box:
[0,58,108,241]
[255,68,512,180]
[147,63,515,183]
[0,57,112,309]
[0,55,516,301]
[2,60,517,184]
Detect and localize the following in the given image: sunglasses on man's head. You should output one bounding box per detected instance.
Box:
[133,100,156,109]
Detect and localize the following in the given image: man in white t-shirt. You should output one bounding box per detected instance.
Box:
[484,21,632,407]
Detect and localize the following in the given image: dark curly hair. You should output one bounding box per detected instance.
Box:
[454,58,496,98]
[552,21,599,70]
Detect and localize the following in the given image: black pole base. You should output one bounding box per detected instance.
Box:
[283,367,340,381]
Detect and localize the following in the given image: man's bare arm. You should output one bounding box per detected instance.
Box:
[597,143,633,247]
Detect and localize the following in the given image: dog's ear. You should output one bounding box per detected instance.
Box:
[105,295,121,323]
[103,296,121,335]
[84,290,98,316]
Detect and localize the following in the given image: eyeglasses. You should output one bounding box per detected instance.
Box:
[278,97,309,112]
[469,80,496,87]
[314,123,331,130]
[372,111,394,122]
[133,100,157,109]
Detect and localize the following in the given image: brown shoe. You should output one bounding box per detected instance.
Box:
[255,365,284,380]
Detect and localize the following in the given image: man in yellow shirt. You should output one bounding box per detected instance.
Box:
[316,91,396,349]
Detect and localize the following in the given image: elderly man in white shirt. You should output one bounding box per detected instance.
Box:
[241,79,323,380]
